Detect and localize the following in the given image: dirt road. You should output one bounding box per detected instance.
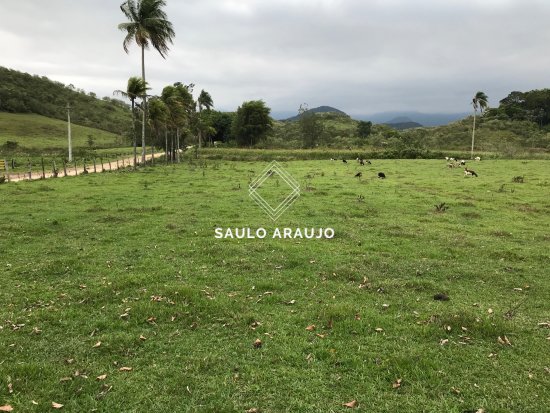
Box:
[3,152,165,183]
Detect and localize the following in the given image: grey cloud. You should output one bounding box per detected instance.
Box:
[1,0,549,116]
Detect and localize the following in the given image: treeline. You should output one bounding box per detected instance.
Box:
[0,66,131,135]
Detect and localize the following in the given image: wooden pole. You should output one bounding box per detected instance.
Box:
[116,158,119,170]
[41,157,45,179]
[93,158,97,173]
[109,160,112,171]
[100,157,105,172]
[74,160,78,176]
[28,159,32,180]
[63,159,67,177]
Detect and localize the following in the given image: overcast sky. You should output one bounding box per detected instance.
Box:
[1,0,549,118]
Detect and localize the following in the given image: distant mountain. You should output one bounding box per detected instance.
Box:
[356,111,469,127]
[283,106,349,122]
[384,121,423,130]
[386,116,414,124]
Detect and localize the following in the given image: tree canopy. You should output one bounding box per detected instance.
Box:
[232,100,272,147]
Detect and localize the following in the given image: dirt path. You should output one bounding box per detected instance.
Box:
[4,152,165,183]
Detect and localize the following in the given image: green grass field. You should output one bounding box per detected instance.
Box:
[1,159,549,412]
[0,112,125,151]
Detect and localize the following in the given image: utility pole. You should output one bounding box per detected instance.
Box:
[67,103,73,162]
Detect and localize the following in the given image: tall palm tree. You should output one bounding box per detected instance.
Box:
[197,90,213,148]
[119,0,175,163]
[471,91,488,159]
[148,97,169,153]
[114,76,148,169]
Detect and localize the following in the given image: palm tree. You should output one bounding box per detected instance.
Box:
[471,91,488,159]
[148,98,169,156]
[114,76,148,169]
[119,0,175,163]
[197,90,213,148]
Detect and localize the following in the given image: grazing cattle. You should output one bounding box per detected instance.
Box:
[459,160,466,166]
[464,168,478,177]
[445,156,450,161]
[474,156,481,161]
[330,158,336,161]
[342,159,348,163]
[378,172,386,179]
[355,172,362,178]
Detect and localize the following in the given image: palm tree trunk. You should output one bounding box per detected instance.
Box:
[198,106,202,149]
[165,128,168,165]
[141,44,147,164]
[470,109,476,159]
[131,100,137,169]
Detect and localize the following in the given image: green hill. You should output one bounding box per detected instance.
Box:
[0,112,125,152]
[0,66,131,135]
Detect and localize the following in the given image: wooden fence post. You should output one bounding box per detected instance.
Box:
[52,160,58,178]
[5,159,11,183]
[41,158,46,179]
[63,159,67,177]
[93,158,97,173]
[28,159,32,180]
[100,157,105,172]
[109,160,112,171]
[74,160,78,176]
[116,158,120,169]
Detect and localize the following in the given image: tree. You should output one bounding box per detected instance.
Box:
[119,0,175,163]
[197,90,214,148]
[357,121,372,139]
[232,100,273,147]
[298,103,323,148]
[148,98,169,151]
[206,111,234,143]
[471,91,488,159]
[161,83,195,161]
[114,76,148,168]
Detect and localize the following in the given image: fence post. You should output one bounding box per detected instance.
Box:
[52,160,58,178]
[63,159,67,177]
[93,158,97,173]
[109,160,112,171]
[74,160,78,176]
[41,157,46,179]
[100,157,105,172]
[28,159,32,180]
[152,146,155,166]
[116,158,120,170]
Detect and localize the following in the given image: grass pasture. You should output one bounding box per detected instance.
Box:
[0,112,125,151]
[0,159,549,412]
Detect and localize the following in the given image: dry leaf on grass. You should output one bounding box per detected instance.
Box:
[7,383,13,394]
[374,327,384,333]
[139,335,147,341]
[440,339,449,345]
[52,402,64,409]
[253,339,262,348]
[96,374,107,381]
[0,406,14,412]
[305,325,316,331]
[92,341,101,348]
[119,367,133,372]
[343,400,358,408]
[246,409,259,413]
[392,378,402,389]
[497,335,512,346]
